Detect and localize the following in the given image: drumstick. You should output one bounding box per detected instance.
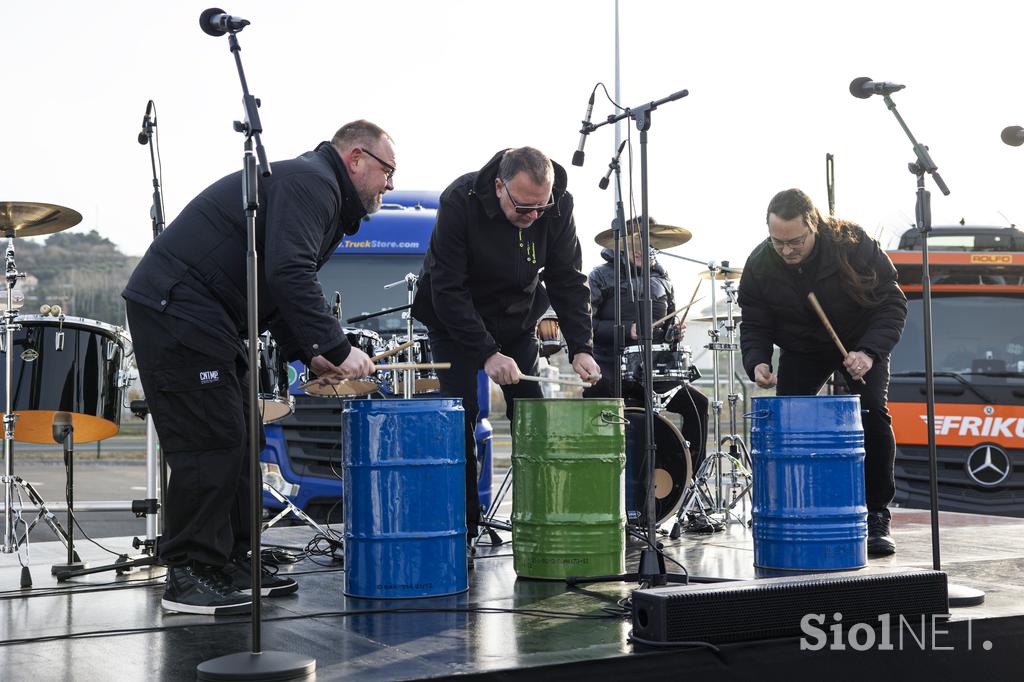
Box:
[516,374,599,388]
[370,339,416,362]
[806,292,867,385]
[376,362,451,371]
[652,294,705,328]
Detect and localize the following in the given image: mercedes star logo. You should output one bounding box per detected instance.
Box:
[965,444,1012,488]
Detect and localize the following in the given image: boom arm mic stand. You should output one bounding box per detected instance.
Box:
[566,88,699,588]
[196,10,315,681]
[861,87,982,608]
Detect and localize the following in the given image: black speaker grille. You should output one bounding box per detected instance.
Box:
[632,569,948,643]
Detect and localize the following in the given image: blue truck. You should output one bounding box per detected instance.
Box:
[259,190,494,522]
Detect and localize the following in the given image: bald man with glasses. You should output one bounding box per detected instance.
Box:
[737,188,907,557]
[413,147,600,558]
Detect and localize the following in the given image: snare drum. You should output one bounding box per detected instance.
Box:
[384,334,440,395]
[0,315,132,443]
[621,344,692,384]
[536,311,563,358]
[303,327,384,398]
[256,334,294,424]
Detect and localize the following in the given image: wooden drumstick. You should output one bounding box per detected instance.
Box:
[516,374,600,388]
[806,292,867,385]
[375,362,451,371]
[652,294,705,328]
[370,339,416,362]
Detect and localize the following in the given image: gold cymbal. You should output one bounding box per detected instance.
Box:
[698,267,742,281]
[594,223,693,250]
[0,202,83,237]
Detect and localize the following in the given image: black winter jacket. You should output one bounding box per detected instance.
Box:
[737,224,907,380]
[123,142,366,364]
[412,150,594,361]
[588,248,674,366]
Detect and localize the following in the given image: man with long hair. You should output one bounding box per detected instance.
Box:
[738,188,907,556]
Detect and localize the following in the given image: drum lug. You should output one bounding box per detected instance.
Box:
[106,339,118,361]
[55,330,65,351]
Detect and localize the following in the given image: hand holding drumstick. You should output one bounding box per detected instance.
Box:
[807,292,868,384]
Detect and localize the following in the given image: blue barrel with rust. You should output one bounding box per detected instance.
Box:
[512,398,626,579]
[750,395,867,571]
[342,398,468,598]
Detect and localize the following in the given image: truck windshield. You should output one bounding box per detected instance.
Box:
[892,294,1024,376]
[316,255,428,335]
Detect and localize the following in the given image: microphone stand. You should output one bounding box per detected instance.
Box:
[567,89,695,589]
[196,20,315,682]
[605,148,628,400]
[872,92,983,608]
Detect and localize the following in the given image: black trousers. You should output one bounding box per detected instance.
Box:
[428,330,542,537]
[126,301,256,568]
[776,349,896,512]
[583,377,709,472]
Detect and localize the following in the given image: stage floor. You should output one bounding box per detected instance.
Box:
[2,501,1022,681]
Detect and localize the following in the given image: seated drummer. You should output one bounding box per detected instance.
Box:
[582,218,710,471]
[411,147,601,558]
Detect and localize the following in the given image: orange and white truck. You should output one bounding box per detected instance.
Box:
[887,225,1024,516]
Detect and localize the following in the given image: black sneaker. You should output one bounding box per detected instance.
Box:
[226,553,299,597]
[867,509,896,557]
[162,564,252,615]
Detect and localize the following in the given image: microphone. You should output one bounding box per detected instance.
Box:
[52,411,73,445]
[849,76,906,99]
[598,140,628,190]
[199,7,250,37]
[1001,125,1024,147]
[572,89,596,167]
[137,100,154,145]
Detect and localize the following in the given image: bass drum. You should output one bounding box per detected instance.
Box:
[623,407,692,526]
[0,315,131,444]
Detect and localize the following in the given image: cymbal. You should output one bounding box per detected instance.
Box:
[698,267,742,280]
[594,223,693,250]
[0,202,82,237]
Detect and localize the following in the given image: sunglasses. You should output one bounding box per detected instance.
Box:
[501,180,555,215]
[359,147,396,182]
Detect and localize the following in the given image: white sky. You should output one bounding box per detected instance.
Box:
[3,0,1023,295]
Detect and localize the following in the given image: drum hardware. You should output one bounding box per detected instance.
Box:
[669,271,753,537]
[1,219,83,582]
[253,334,295,424]
[384,273,420,399]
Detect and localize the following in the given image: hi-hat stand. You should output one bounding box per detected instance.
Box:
[384,273,420,399]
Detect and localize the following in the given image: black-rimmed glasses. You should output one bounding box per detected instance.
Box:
[501,180,555,215]
[359,147,396,182]
[768,227,812,250]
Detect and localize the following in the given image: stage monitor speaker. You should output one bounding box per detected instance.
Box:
[631,568,948,644]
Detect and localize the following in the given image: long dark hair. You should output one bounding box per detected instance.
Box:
[766,188,879,307]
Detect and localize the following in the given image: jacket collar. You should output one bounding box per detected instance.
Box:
[472,149,568,223]
[315,142,367,232]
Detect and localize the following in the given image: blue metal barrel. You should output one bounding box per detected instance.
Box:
[342,398,468,598]
[751,396,867,571]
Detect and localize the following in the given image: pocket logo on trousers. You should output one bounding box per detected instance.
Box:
[199,370,221,384]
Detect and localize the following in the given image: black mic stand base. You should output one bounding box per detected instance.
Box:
[197,652,316,682]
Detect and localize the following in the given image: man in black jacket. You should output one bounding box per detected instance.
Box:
[123,120,393,614]
[412,147,600,546]
[583,230,709,474]
[738,188,907,557]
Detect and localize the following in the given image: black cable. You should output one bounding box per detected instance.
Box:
[62,457,121,557]
[0,605,619,647]
[627,631,721,652]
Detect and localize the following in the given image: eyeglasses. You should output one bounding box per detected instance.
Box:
[501,180,555,215]
[769,227,812,250]
[358,147,396,182]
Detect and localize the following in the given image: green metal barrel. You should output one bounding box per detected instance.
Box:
[511,398,626,579]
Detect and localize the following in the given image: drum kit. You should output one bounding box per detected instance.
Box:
[601,223,753,534]
[0,202,135,574]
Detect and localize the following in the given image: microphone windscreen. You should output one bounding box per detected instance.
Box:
[849,76,873,99]
[199,7,227,37]
[1001,126,1024,147]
